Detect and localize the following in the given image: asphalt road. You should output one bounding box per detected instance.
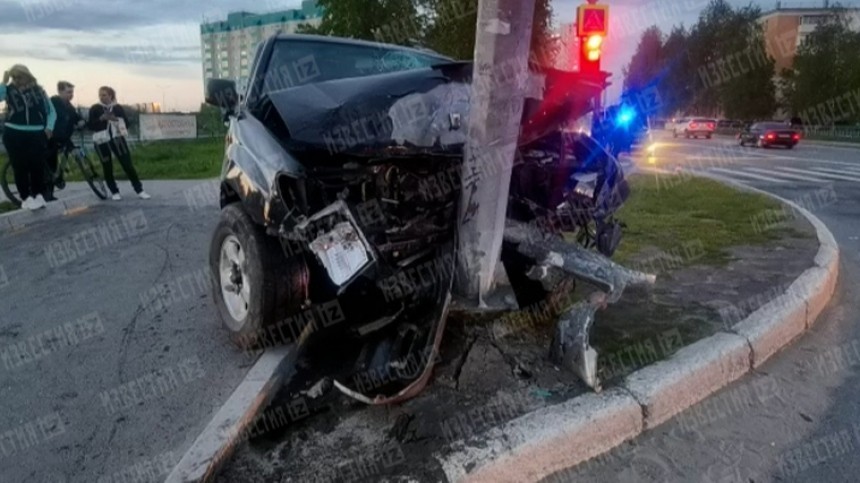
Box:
[0,180,253,483]
[547,132,860,482]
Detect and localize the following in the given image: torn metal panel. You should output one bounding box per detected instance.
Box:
[550,292,608,391]
[505,219,656,302]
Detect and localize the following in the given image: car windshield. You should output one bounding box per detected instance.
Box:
[262,39,452,94]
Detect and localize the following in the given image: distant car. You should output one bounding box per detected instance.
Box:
[738,122,801,149]
[669,117,716,139]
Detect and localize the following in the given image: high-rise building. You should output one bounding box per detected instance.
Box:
[759,2,860,73]
[200,0,324,92]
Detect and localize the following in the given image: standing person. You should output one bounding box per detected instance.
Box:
[45,80,85,201]
[87,86,150,200]
[0,64,55,210]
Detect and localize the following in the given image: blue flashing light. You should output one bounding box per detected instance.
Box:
[616,106,636,126]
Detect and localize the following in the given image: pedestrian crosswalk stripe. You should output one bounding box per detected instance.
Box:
[809,166,860,177]
[707,167,789,183]
[776,166,860,182]
[743,167,831,183]
[769,155,860,168]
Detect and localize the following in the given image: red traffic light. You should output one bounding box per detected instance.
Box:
[583,34,603,62]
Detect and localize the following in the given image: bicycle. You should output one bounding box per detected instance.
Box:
[1,131,108,207]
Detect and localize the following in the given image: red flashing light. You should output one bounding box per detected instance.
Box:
[690,122,699,129]
[766,133,776,140]
[793,133,801,140]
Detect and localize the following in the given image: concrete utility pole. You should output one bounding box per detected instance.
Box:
[455,0,536,305]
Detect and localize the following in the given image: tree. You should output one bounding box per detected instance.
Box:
[296,0,423,44]
[300,0,555,62]
[717,4,776,120]
[623,26,663,93]
[788,10,860,125]
[659,26,694,117]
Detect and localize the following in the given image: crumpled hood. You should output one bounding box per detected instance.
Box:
[268,63,473,158]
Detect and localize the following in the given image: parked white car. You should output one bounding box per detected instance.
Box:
[668,117,716,139]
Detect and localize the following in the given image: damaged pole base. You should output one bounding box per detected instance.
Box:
[450,259,520,316]
[549,292,607,392]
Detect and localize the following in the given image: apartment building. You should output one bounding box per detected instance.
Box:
[200,0,324,92]
[759,1,860,72]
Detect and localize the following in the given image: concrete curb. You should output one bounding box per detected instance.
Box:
[438,172,839,482]
[165,346,296,483]
[0,193,97,235]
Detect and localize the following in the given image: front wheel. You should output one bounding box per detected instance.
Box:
[72,151,108,200]
[209,203,308,349]
[0,161,21,207]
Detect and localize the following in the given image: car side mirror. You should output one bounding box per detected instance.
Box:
[205,78,238,115]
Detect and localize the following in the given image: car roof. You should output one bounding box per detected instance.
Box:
[273,34,454,61]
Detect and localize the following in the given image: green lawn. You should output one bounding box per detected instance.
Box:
[111,138,223,180]
[612,173,793,265]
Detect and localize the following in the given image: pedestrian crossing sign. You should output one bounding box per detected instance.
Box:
[577,4,609,37]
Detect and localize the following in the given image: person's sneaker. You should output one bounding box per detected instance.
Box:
[31,195,47,210]
[112,193,122,201]
[44,193,58,202]
[137,191,151,200]
[20,197,33,210]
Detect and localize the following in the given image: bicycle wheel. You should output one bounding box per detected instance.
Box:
[73,150,108,200]
[1,161,21,207]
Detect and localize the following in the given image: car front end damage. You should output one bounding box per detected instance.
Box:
[215,61,655,405]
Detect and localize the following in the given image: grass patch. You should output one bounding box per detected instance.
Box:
[0,201,16,214]
[1,137,222,183]
[613,173,786,266]
[111,138,223,180]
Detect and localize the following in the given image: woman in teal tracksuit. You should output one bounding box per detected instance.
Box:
[0,64,56,210]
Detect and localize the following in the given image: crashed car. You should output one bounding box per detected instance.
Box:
[205,34,641,404]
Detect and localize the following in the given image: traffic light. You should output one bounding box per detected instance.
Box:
[577,2,608,76]
[580,34,603,74]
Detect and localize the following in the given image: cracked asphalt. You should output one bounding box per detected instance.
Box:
[0,180,251,483]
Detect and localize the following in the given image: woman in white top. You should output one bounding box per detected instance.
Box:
[87,86,150,200]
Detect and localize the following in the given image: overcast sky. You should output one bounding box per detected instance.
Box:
[0,0,788,111]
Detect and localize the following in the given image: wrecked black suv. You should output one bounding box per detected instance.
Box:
[205,34,637,403]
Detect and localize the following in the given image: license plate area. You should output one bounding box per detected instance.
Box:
[295,200,376,290]
[310,222,370,286]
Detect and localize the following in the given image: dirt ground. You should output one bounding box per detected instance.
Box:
[216,218,818,483]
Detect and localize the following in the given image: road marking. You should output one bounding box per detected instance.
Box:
[762,154,860,168]
[776,166,860,183]
[707,167,788,183]
[807,165,860,175]
[742,167,831,183]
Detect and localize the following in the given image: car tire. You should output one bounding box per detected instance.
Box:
[787,144,795,150]
[706,133,712,139]
[209,203,308,350]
